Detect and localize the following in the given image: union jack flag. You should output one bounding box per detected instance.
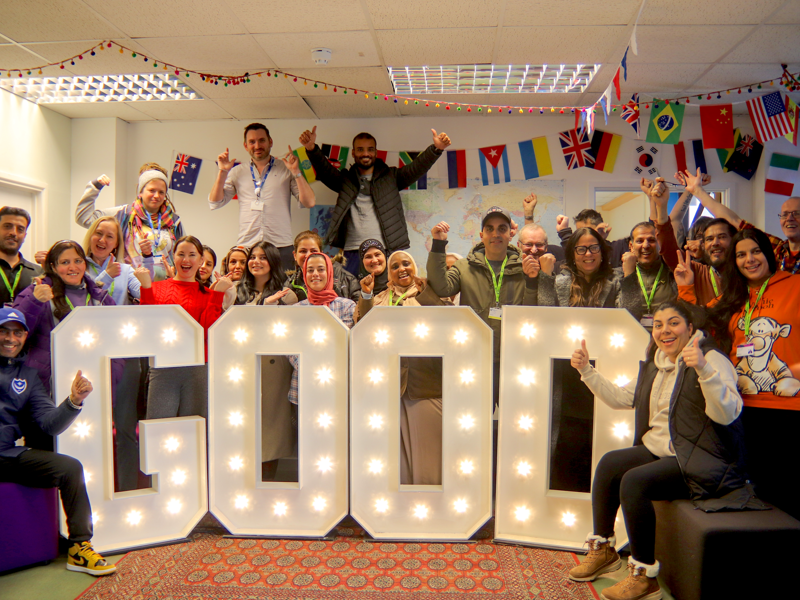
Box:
[559,128,594,170]
[737,134,755,156]
[621,93,640,136]
[173,153,190,173]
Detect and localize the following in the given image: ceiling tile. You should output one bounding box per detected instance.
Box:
[253,31,380,69]
[622,63,711,93]
[366,0,501,29]
[633,25,753,63]
[377,28,496,66]
[289,67,393,96]
[126,99,233,121]
[503,0,642,26]
[640,0,785,25]
[135,35,276,73]
[695,63,791,91]
[186,72,298,99]
[0,0,124,42]
[722,25,800,63]
[494,27,627,64]
[226,0,369,33]
[19,40,158,76]
[305,95,400,118]
[767,1,800,24]
[211,97,317,120]
[0,44,65,76]
[82,0,247,37]
[38,101,155,120]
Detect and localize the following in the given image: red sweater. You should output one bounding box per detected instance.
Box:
[140,279,224,361]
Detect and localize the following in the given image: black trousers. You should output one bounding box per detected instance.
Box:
[0,449,93,542]
[592,445,689,565]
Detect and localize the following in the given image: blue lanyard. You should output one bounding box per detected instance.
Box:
[145,210,162,256]
[250,158,274,200]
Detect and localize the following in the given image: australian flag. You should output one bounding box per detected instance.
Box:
[170,153,202,194]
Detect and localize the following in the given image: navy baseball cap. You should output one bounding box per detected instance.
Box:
[481,206,512,227]
[0,308,28,331]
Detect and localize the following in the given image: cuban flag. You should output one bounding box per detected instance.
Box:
[478,145,510,185]
[170,153,202,194]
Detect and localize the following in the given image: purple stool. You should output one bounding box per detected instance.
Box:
[0,482,59,572]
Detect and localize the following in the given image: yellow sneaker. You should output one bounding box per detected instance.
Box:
[66,541,117,576]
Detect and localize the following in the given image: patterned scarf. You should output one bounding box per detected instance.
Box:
[125,197,181,260]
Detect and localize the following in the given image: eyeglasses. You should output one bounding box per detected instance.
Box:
[575,244,602,255]
[778,211,800,220]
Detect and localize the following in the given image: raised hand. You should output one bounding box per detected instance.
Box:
[539,253,557,275]
[299,126,317,151]
[97,174,111,187]
[674,249,695,287]
[32,277,54,303]
[523,193,537,218]
[571,339,590,371]
[622,251,638,277]
[34,250,47,265]
[431,129,451,150]
[133,266,152,288]
[639,178,654,196]
[682,168,704,195]
[651,176,669,207]
[685,238,701,257]
[431,221,450,241]
[522,254,541,278]
[217,148,236,171]
[510,219,519,239]
[264,288,291,304]
[139,237,153,257]
[674,171,687,187]
[682,336,707,370]
[556,214,569,232]
[69,370,93,406]
[105,255,121,278]
[213,274,234,293]
[700,173,711,186]
[281,145,300,174]
[596,222,612,239]
[360,273,374,294]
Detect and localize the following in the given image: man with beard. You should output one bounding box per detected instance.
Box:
[299,127,450,276]
[0,207,41,306]
[210,123,315,270]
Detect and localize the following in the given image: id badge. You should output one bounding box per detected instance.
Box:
[152,255,163,267]
[736,343,755,357]
[489,306,503,320]
[640,314,654,328]
[251,197,265,211]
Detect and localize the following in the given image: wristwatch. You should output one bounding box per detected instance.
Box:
[293,172,302,179]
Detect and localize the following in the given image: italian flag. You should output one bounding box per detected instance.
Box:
[764,152,800,197]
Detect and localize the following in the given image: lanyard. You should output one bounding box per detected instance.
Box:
[388,289,409,306]
[0,266,22,301]
[250,158,274,200]
[145,210,162,256]
[780,247,800,275]
[484,256,508,306]
[635,263,664,314]
[710,267,721,297]
[89,262,115,296]
[743,277,771,337]
[65,293,91,311]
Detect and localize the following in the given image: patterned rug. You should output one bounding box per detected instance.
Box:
[78,521,600,599]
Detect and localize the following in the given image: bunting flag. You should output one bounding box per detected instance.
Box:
[478,145,511,185]
[646,99,685,144]
[699,104,734,149]
[725,133,763,181]
[446,149,467,188]
[589,130,621,173]
[518,137,553,180]
[715,128,741,172]
[559,129,594,170]
[376,150,388,163]
[399,151,427,189]
[169,153,202,194]
[674,140,707,175]
[785,96,799,146]
[320,144,349,170]
[765,153,800,196]
[292,146,316,183]
[620,93,640,136]
[611,47,628,101]
[633,144,661,178]
[747,91,792,143]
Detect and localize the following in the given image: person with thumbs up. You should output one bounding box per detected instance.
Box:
[210,123,315,271]
[299,125,450,276]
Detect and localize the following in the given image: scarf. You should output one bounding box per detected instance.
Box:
[126,194,180,261]
[303,252,339,306]
[358,238,386,278]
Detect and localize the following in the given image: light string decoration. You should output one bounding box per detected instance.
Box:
[2,40,798,115]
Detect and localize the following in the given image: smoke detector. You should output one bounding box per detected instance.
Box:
[311,48,332,65]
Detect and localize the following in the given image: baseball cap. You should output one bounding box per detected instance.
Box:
[0,307,28,331]
[481,206,512,228]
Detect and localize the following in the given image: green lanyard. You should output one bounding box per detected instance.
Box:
[635,263,664,314]
[388,289,409,306]
[65,294,92,311]
[0,267,22,301]
[484,255,508,306]
[743,277,771,337]
[89,262,115,296]
[710,267,721,297]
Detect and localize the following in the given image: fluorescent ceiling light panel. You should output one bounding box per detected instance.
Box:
[388,64,600,95]
[0,73,202,104]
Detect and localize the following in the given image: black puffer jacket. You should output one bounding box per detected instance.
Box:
[307,144,443,252]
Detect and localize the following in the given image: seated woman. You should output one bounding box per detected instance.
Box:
[677,228,800,519]
[198,245,217,288]
[284,231,360,301]
[568,300,758,600]
[224,242,297,310]
[359,238,388,296]
[134,236,233,419]
[356,250,450,485]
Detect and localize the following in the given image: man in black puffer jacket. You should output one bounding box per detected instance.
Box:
[299,126,451,275]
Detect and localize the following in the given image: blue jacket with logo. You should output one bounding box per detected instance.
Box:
[0,354,80,457]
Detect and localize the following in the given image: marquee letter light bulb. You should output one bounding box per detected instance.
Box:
[567,325,584,342]
[369,414,384,430]
[518,415,534,430]
[171,468,187,485]
[272,322,288,337]
[163,436,180,452]
[77,330,95,347]
[126,509,142,526]
[520,323,537,339]
[316,367,333,384]
[235,495,249,510]
[562,511,577,527]
[317,412,333,428]
[454,498,468,513]
[166,498,182,514]
[413,504,429,519]
[228,411,244,426]
[311,328,326,344]
[517,461,533,477]
[233,328,248,343]
[229,456,244,471]
[459,459,475,474]
[518,367,536,386]
[317,456,333,473]
[610,333,625,348]
[312,496,327,512]
[374,329,389,345]
[375,498,389,513]
[453,329,468,344]
[367,368,383,384]
[460,369,475,384]
[614,375,631,387]
[162,327,177,343]
[273,501,287,516]
[515,506,531,522]
[73,420,91,438]
[613,422,631,439]
[228,367,243,382]
[414,323,429,338]
[121,323,137,339]
[83,469,92,483]
[368,459,383,474]
[459,414,475,430]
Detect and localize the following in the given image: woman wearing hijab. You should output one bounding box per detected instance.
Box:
[358,238,388,296]
[284,231,360,302]
[356,250,450,485]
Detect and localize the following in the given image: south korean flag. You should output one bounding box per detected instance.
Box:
[633,144,662,178]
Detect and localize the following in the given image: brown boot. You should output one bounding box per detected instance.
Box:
[568,535,622,582]
[601,559,662,600]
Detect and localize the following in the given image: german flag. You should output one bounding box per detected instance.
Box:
[589,130,621,173]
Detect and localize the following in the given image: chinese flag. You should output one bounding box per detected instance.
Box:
[700,104,734,149]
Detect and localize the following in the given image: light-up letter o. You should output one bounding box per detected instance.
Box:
[494,306,650,550]
[208,306,349,536]
[53,306,207,553]
[350,306,493,540]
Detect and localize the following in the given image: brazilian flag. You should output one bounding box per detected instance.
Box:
[646,99,685,144]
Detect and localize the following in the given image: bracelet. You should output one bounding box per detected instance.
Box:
[293,172,302,179]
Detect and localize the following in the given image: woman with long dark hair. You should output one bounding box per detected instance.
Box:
[228,242,295,308]
[198,245,217,288]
